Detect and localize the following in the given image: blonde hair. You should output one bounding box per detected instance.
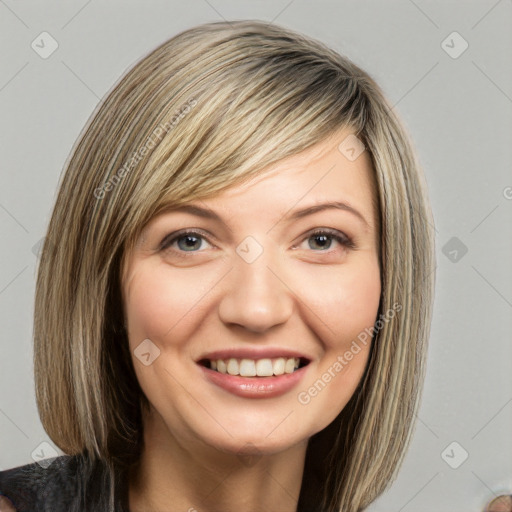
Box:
[34,20,435,512]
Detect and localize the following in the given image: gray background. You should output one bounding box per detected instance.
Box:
[1,1,511,510]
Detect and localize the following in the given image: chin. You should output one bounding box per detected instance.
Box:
[201,428,308,459]
[181,402,328,459]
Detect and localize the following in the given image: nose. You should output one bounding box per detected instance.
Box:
[217,244,294,334]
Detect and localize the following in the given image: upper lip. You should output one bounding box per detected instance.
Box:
[196,348,312,363]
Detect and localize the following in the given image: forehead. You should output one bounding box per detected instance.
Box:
[131,128,380,254]
[123,129,381,280]
[192,130,378,226]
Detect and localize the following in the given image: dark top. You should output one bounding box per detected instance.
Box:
[0,454,129,511]
[0,452,324,511]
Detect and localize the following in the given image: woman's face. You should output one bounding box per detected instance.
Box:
[121,129,381,456]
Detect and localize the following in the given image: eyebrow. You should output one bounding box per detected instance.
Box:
[286,201,369,228]
[162,201,370,229]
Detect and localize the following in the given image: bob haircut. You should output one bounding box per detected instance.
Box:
[34,19,435,512]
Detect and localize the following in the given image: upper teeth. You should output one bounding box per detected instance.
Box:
[210,357,300,377]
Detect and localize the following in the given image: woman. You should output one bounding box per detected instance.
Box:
[0,19,435,512]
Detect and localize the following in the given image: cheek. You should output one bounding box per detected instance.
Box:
[337,268,381,341]
[301,256,381,350]
[124,273,169,344]
[123,262,204,346]
[293,255,380,419]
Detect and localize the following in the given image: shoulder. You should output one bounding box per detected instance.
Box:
[0,454,82,511]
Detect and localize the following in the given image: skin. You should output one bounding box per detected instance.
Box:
[0,496,15,512]
[122,128,381,512]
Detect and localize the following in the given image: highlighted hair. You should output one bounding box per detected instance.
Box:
[34,20,435,511]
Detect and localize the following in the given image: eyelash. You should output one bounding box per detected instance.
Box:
[159,228,355,258]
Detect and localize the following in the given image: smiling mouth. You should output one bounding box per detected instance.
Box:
[198,357,309,377]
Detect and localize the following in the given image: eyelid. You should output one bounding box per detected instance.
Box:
[158,228,216,251]
[298,227,356,250]
[159,227,355,255]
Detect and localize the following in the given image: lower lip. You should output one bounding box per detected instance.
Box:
[198,364,308,398]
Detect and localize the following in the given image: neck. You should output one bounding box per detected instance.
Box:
[128,407,307,512]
